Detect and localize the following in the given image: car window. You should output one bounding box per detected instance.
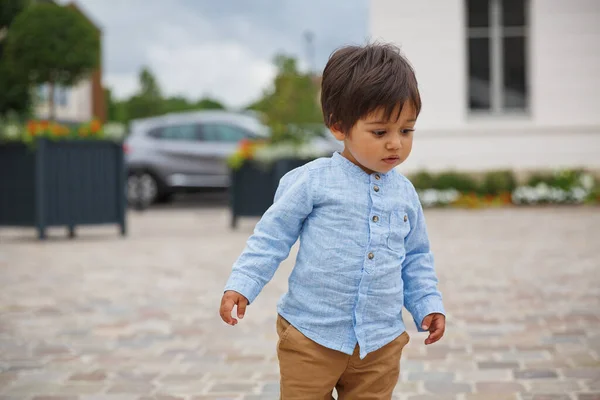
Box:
[148,124,200,141]
[200,123,253,142]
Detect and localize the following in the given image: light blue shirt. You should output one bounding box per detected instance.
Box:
[224,152,445,359]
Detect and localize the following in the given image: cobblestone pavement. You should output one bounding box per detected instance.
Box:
[0,206,599,400]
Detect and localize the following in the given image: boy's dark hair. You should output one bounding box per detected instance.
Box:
[321,43,422,134]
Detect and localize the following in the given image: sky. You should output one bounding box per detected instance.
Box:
[66,0,369,109]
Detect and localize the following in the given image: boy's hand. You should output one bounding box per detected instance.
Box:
[219,291,249,326]
[421,313,445,345]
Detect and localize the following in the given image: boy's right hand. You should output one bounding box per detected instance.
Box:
[219,291,249,326]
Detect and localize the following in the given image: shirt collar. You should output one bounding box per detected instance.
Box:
[331,151,395,182]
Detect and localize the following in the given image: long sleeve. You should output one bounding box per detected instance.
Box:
[224,167,314,304]
[402,183,445,332]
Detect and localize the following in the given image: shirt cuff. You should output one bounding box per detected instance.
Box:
[411,296,446,333]
[223,273,263,305]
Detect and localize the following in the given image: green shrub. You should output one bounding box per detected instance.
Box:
[409,170,435,190]
[527,169,586,191]
[480,170,517,195]
[433,171,478,193]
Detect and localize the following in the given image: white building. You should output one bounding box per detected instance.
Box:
[370,0,600,173]
[35,81,94,123]
[32,2,105,124]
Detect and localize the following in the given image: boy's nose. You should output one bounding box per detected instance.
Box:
[386,137,402,150]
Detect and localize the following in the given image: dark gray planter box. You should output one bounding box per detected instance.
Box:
[229,158,311,228]
[0,139,127,239]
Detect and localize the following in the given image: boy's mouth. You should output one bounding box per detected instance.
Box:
[382,156,400,164]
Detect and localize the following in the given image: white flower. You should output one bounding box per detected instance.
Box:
[103,122,126,140]
[580,174,595,191]
[570,187,587,203]
[418,189,459,207]
[4,124,21,139]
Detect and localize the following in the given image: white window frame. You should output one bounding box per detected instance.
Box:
[467,0,529,115]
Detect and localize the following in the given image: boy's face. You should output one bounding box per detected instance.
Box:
[331,101,417,175]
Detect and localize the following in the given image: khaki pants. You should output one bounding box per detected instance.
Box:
[276,315,410,400]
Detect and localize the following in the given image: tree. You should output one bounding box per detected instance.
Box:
[247,54,322,143]
[104,87,128,123]
[4,2,99,120]
[0,0,32,118]
[196,97,225,110]
[124,67,227,121]
[0,0,30,39]
[125,67,164,120]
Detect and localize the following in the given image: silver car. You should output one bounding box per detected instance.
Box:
[124,110,339,204]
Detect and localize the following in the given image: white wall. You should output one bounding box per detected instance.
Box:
[530,0,600,127]
[370,0,600,172]
[369,0,466,131]
[34,78,93,123]
[403,129,600,173]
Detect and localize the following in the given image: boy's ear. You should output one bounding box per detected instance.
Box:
[329,122,346,141]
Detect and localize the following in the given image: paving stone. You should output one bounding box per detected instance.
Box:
[529,380,582,393]
[260,382,279,393]
[578,396,600,400]
[588,379,600,390]
[478,362,520,370]
[192,397,242,400]
[69,370,108,381]
[475,382,526,393]
[407,371,455,381]
[464,395,517,400]
[513,369,558,379]
[459,369,512,381]
[423,381,472,394]
[31,397,79,400]
[208,383,256,393]
[3,383,63,395]
[107,383,157,394]
[1,207,599,399]
[51,383,107,395]
[393,381,419,392]
[563,368,600,379]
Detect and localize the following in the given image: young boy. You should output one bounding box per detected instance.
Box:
[220,43,446,399]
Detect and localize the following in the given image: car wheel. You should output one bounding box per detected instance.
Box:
[127,172,159,206]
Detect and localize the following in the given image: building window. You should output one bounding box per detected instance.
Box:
[55,86,69,107]
[467,0,528,113]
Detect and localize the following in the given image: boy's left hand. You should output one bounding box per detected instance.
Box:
[421,313,445,345]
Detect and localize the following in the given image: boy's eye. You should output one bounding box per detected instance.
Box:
[371,130,386,137]
[401,129,415,135]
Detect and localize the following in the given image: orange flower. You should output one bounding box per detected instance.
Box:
[40,120,49,130]
[90,119,101,134]
[78,126,89,137]
[237,139,255,159]
[499,192,513,205]
[27,121,37,135]
[50,123,61,136]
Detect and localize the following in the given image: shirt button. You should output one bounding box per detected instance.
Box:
[368,252,374,260]
[373,185,380,192]
[372,215,379,223]
[404,215,408,222]
[374,174,381,180]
